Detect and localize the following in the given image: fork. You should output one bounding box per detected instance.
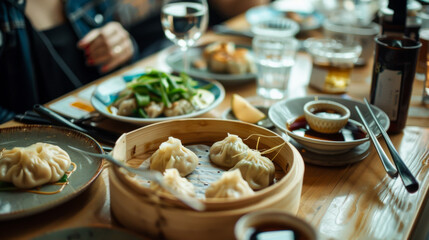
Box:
[362,98,419,193]
[68,146,205,211]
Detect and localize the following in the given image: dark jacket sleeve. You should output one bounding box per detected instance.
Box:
[0,0,38,116]
[0,106,15,124]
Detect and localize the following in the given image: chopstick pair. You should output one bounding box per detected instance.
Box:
[31,105,119,149]
[355,98,419,193]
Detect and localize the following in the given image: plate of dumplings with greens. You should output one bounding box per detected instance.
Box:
[91,69,225,125]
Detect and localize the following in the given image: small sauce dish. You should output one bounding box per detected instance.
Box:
[235,209,317,240]
[303,100,350,134]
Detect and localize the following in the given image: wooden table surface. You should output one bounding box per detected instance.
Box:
[1,15,429,240]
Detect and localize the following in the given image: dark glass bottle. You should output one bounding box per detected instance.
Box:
[370,36,421,133]
[378,1,422,41]
[371,0,422,133]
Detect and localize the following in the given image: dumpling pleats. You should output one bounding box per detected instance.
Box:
[150,137,198,177]
[209,133,249,168]
[231,149,275,190]
[150,168,196,198]
[205,169,254,199]
[0,143,71,189]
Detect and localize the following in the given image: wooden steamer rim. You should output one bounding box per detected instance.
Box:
[109,163,304,240]
[110,118,305,211]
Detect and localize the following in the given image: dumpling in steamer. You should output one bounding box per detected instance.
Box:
[231,149,275,190]
[0,143,71,189]
[205,169,254,199]
[209,133,249,168]
[150,137,198,177]
[150,168,196,198]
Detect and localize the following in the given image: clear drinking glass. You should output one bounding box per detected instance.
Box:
[306,38,362,93]
[251,18,300,101]
[252,36,299,100]
[161,0,209,72]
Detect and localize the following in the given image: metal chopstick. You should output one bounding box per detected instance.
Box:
[33,104,119,147]
[355,106,398,178]
[363,98,419,193]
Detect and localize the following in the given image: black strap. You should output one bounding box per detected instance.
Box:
[32,26,83,88]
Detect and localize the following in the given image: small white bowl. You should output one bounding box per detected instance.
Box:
[303,100,350,134]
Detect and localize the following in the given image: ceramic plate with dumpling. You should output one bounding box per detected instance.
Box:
[0,142,72,189]
[0,125,103,220]
[165,42,257,84]
[32,226,148,240]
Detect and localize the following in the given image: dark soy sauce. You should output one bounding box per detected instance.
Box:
[287,116,366,141]
[311,109,343,119]
[247,224,308,240]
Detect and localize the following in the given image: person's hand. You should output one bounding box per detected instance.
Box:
[77,22,134,73]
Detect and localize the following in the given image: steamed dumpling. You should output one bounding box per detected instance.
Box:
[150,137,198,176]
[205,169,254,199]
[231,149,275,190]
[227,48,254,74]
[209,133,249,168]
[144,101,164,118]
[164,99,194,117]
[150,168,196,198]
[0,143,71,189]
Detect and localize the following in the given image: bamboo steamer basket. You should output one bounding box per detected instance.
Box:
[109,119,304,240]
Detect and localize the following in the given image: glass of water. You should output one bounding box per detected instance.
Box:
[161,0,209,72]
[252,31,299,100]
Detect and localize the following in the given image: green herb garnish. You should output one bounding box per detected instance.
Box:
[0,174,68,191]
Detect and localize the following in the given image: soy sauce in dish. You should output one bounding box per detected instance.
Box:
[311,109,343,119]
[247,224,308,240]
[287,116,366,141]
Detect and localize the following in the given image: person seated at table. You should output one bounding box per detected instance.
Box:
[0,0,268,124]
[0,0,146,124]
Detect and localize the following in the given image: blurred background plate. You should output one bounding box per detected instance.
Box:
[91,75,225,125]
[246,4,324,32]
[245,5,283,26]
[268,95,390,155]
[32,226,147,240]
[0,125,103,220]
[165,44,256,84]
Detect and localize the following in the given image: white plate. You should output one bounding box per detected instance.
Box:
[91,75,225,125]
[246,5,324,31]
[289,138,371,166]
[165,44,256,84]
[0,125,103,220]
[268,96,390,154]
